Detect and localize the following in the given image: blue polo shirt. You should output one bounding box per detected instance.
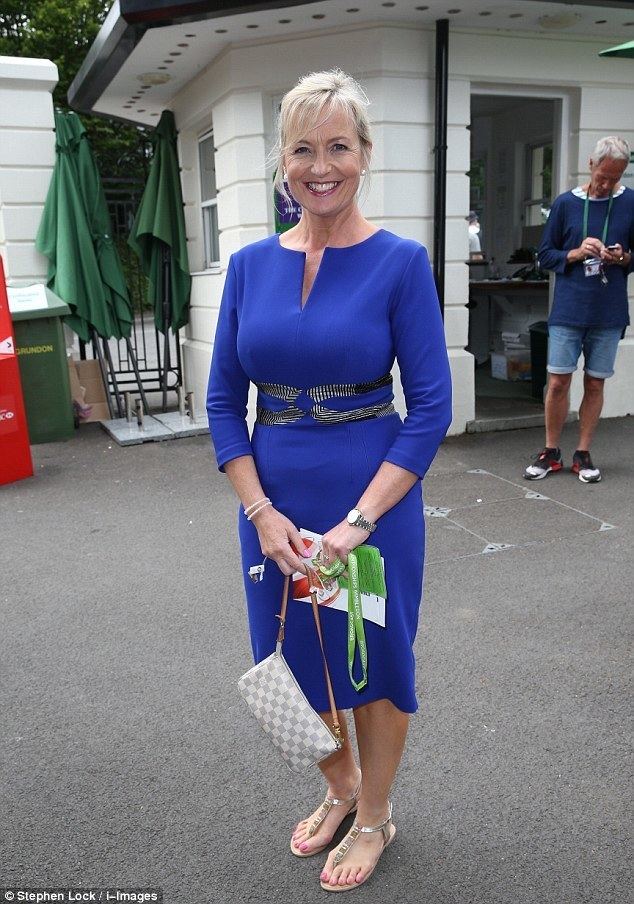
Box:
[538,186,634,329]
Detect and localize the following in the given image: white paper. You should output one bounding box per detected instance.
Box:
[7,284,48,313]
[291,528,386,628]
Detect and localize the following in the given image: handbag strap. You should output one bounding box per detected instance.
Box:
[276,574,342,743]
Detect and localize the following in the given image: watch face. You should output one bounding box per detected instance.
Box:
[347,509,360,525]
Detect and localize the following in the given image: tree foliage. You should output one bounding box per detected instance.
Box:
[0,0,149,180]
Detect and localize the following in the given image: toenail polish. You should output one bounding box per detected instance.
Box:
[300,843,308,851]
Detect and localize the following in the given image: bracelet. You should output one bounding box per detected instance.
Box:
[247,500,273,521]
[244,496,270,515]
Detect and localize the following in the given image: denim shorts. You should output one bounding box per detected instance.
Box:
[547,324,623,379]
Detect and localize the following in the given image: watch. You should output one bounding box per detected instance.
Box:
[347,508,377,533]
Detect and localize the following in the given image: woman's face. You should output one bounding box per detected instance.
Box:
[283,107,366,221]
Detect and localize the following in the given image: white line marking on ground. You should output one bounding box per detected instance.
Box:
[424,468,618,566]
[471,468,613,526]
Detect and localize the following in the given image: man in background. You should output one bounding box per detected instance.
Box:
[524,136,633,483]
[467,211,484,260]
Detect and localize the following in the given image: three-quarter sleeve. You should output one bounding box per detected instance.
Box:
[206,256,253,472]
[383,246,453,479]
[538,198,570,274]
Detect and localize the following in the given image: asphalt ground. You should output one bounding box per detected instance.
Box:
[1,417,632,904]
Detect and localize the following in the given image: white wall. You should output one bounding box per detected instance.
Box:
[0,56,58,284]
[171,22,633,428]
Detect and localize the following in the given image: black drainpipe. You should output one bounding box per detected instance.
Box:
[433,18,449,318]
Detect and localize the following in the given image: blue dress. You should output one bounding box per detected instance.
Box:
[207,229,452,714]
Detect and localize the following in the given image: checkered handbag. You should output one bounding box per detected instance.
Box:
[238,575,343,772]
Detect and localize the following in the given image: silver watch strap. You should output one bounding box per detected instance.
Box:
[355,511,377,533]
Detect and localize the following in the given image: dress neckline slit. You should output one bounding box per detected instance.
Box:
[276,228,385,312]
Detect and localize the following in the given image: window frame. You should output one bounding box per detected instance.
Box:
[198,128,220,270]
[523,141,553,227]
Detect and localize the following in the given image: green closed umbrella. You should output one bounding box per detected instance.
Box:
[599,40,634,59]
[36,111,132,341]
[37,111,143,417]
[70,112,134,341]
[36,111,107,341]
[128,110,191,334]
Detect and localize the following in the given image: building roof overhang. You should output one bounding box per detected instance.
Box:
[68,1,324,119]
[68,0,634,127]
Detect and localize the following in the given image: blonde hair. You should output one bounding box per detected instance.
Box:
[272,69,372,204]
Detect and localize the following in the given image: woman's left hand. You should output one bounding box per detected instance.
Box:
[320,519,371,566]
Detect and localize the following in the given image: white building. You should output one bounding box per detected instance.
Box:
[0,57,58,287]
[69,0,634,433]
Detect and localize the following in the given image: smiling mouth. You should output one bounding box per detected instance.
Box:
[306,181,341,195]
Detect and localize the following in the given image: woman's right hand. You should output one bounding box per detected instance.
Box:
[250,505,311,576]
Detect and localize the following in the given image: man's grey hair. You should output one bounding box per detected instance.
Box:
[591,135,630,164]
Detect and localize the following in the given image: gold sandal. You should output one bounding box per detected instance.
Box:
[320,801,396,892]
[290,779,362,858]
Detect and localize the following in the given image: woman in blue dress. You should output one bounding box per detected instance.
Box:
[207,69,452,892]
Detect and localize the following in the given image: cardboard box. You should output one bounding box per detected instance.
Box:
[491,350,532,382]
[68,358,110,422]
[67,358,84,401]
[84,402,110,421]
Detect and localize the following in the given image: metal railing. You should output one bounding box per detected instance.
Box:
[79,178,182,410]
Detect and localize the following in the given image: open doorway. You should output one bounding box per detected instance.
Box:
[467,94,558,426]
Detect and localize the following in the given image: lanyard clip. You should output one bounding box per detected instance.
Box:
[248,557,268,582]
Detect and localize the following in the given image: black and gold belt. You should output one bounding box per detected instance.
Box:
[255,372,395,426]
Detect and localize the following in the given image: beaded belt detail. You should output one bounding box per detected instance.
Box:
[255,372,395,426]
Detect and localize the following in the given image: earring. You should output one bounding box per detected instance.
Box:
[361,169,367,175]
[283,169,288,181]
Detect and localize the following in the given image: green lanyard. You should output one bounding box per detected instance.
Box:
[346,550,368,692]
[317,545,387,692]
[582,190,613,244]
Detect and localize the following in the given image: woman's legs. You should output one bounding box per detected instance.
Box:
[291,709,362,854]
[320,698,409,888]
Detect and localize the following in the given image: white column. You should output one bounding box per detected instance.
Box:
[445,77,475,432]
[364,72,473,434]
[180,88,269,416]
[214,89,269,265]
[0,56,58,284]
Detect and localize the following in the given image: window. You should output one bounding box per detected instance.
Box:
[468,156,486,218]
[199,130,219,268]
[524,142,553,226]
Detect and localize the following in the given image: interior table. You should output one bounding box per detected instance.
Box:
[468,279,549,357]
